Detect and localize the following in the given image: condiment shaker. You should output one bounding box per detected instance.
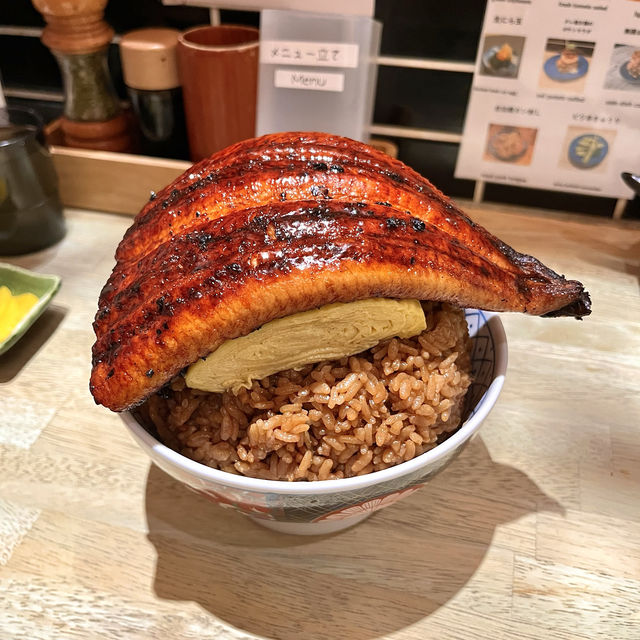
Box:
[119,28,189,160]
[31,0,133,152]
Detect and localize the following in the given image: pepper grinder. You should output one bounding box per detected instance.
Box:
[119,28,189,159]
[31,0,133,152]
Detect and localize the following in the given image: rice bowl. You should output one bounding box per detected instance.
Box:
[122,309,507,534]
[140,303,472,482]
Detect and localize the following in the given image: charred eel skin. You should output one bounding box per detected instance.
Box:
[91,134,590,412]
[111,133,551,281]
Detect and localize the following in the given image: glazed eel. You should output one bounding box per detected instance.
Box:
[91,132,590,412]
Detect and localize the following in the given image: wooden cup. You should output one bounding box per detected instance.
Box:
[177,25,259,161]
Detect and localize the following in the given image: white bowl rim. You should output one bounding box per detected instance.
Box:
[122,311,507,496]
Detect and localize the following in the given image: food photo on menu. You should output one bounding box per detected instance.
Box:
[604,43,640,90]
[483,124,538,166]
[558,126,616,173]
[1,1,640,639]
[539,37,595,92]
[479,33,525,78]
[628,50,640,79]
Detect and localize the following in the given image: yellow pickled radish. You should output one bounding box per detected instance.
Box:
[0,286,39,342]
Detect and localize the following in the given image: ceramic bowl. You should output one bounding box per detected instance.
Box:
[122,309,507,535]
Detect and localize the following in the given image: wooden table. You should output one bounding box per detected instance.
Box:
[1,205,639,640]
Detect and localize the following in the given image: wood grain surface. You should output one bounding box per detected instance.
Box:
[0,204,638,640]
[49,145,190,215]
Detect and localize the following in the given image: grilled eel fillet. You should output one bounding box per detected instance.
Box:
[91,132,590,412]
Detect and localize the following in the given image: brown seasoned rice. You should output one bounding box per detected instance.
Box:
[140,302,472,481]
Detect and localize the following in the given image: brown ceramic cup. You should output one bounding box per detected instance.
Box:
[177,25,259,161]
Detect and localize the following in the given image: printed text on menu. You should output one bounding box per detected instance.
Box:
[260,41,359,68]
[454,0,640,199]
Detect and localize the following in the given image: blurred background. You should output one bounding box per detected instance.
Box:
[1,0,637,219]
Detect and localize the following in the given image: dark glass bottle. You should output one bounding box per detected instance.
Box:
[120,28,189,160]
[127,87,189,160]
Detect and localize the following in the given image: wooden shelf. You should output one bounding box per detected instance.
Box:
[50,145,190,216]
[45,117,190,215]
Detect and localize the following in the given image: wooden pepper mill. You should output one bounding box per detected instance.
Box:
[32,0,133,152]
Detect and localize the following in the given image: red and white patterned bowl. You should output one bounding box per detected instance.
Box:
[122,309,507,535]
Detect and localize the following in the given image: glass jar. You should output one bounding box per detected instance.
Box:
[0,107,65,255]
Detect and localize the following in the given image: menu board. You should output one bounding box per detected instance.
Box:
[455,0,640,199]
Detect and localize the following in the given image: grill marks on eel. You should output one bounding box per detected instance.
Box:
[114,133,522,280]
[91,132,591,411]
[96,202,504,339]
[91,200,589,411]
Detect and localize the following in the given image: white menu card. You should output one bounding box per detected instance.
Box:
[455,0,640,198]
